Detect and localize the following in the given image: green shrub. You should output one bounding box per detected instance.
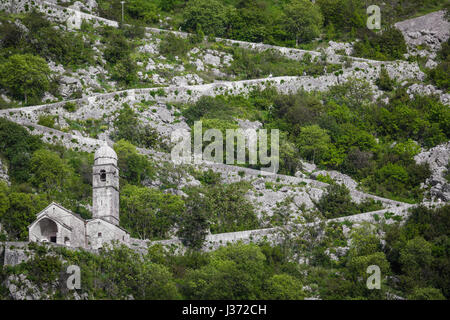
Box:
[354,28,407,61]
[37,114,56,128]
[376,66,394,91]
[63,102,77,112]
[0,54,51,104]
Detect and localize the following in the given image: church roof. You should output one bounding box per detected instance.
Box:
[94,144,117,161]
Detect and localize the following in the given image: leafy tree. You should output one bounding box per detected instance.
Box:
[376,66,395,91]
[316,183,357,218]
[112,104,161,149]
[354,28,407,60]
[177,188,210,249]
[183,96,230,125]
[227,0,285,44]
[384,205,450,297]
[111,55,138,85]
[264,274,305,299]
[316,0,365,35]
[427,38,449,92]
[120,184,184,240]
[375,163,409,193]
[324,78,373,110]
[399,237,433,285]
[296,124,331,164]
[113,140,155,185]
[88,244,181,299]
[29,149,71,193]
[0,182,9,219]
[181,243,267,299]
[0,118,43,183]
[159,33,192,60]
[273,91,324,128]
[102,28,132,64]
[0,11,94,68]
[408,287,446,300]
[0,191,47,240]
[206,182,259,233]
[342,147,374,177]
[283,0,323,45]
[347,252,390,279]
[348,224,383,257]
[126,0,159,23]
[0,54,51,104]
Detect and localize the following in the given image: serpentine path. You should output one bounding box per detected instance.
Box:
[0,0,427,251]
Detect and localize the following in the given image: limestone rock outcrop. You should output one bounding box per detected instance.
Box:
[414,142,450,201]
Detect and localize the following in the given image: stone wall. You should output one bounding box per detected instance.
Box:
[0,118,103,153]
[0,61,423,122]
[200,161,406,207]
[1,241,99,267]
[144,204,414,252]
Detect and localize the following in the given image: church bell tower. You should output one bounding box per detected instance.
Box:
[92,144,120,225]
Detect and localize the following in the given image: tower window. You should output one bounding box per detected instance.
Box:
[100,170,106,182]
[98,232,102,238]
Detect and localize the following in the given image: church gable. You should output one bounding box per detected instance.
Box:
[28,145,129,250]
[29,203,86,248]
[86,218,130,250]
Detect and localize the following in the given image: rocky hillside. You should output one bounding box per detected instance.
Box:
[0,0,449,301]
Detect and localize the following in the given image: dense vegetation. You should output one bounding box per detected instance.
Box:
[1,204,447,300]
[180,78,448,202]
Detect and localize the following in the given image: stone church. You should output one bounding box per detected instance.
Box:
[28,144,130,249]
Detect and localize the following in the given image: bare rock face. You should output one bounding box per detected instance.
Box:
[298,160,316,174]
[4,273,58,300]
[396,10,449,73]
[203,53,221,67]
[414,142,450,201]
[138,43,159,55]
[171,74,204,86]
[3,248,29,266]
[407,83,450,105]
[139,103,190,145]
[59,76,83,98]
[326,41,354,58]
[69,0,98,14]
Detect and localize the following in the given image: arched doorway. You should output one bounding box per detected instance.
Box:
[37,218,58,243]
